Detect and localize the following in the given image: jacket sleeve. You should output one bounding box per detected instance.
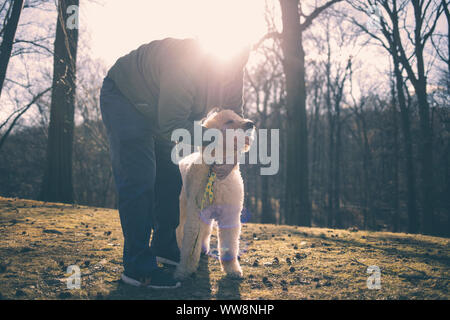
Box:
[157,61,197,142]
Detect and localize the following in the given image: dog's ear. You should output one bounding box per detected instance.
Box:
[208,107,221,116]
[201,107,220,126]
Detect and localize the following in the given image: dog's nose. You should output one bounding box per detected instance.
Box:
[243,121,255,130]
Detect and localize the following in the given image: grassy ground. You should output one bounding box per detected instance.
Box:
[0,196,449,300]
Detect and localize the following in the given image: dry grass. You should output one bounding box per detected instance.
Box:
[0,196,448,300]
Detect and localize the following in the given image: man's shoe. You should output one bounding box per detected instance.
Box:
[150,230,180,266]
[152,244,180,266]
[156,252,180,266]
[121,268,181,289]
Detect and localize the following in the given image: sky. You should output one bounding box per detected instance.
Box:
[3,0,446,125]
[80,0,269,68]
[77,0,396,98]
[1,0,390,123]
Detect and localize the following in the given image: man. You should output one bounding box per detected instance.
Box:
[100,38,249,288]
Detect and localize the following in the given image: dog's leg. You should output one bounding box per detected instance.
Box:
[200,219,213,255]
[174,204,204,280]
[176,187,187,250]
[218,223,243,278]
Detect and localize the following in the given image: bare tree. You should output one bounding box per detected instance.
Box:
[247,42,283,223]
[0,0,54,149]
[431,0,449,93]
[349,1,420,231]
[0,0,24,97]
[276,0,342,226]
[320,15,354,228]
[348,0,443,233]
[40,0,79,203]
[0,86,51,150]
[307,59,326,220]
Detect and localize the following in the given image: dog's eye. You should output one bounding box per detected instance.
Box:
[225,120,234,125]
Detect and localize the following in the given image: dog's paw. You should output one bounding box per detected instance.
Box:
[174,267,190,280]
[226,270,244,279]
[221,259,243,279]
[201,246,210,256]
[175,262,198,280]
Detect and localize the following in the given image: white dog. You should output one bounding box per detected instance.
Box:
[174,109,255,280]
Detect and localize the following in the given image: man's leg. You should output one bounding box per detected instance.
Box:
[150,139,182,265]
[100,77,157,278]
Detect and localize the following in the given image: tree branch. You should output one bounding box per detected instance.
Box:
[300,0,343,30]
[0,87,51,150]
[253,31,281,51]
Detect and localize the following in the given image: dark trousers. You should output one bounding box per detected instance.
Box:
[100,77,181,278]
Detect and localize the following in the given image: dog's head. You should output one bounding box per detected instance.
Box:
[202,109,255,155]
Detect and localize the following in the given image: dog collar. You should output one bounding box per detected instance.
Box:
[200,168,216,210]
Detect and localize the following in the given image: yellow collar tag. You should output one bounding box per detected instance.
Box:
[200,170,216,210]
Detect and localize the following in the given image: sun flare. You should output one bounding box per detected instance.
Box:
[193,0,267,60]
[84,0,268,66]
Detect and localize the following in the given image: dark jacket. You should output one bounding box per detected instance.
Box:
[107,38,246,142]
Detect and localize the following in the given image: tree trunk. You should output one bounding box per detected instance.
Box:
[360,111,374,229]
[392,54,419,233]
[0,0,24,97]
[333,100,342,228]
[326,55,334,228]
[391,79,400,232]
[327,113,335,227]
[279,0,311,226]
[391,0,435,234]
[40,0,79,203]
[444,0,450,93]
[261,174,273,223]
[310,76,321,210]
[412,0,435,233]
[416,84,435,234]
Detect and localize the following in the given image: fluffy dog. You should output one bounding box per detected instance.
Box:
[174,109,255,280]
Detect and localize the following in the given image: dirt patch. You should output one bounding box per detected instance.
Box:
[0,196,448,300]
